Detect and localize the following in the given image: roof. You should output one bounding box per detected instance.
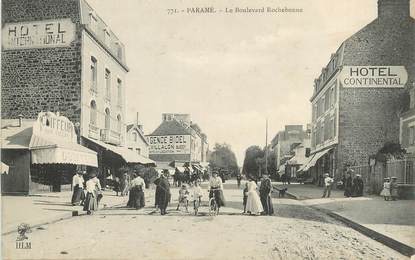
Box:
[1,119,35,149]
[126,124,149,145]
[149,120,191,136]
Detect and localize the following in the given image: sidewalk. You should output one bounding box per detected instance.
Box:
[1,189,135,235]
[275,183,415,256]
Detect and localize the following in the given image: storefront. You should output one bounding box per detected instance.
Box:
[1,112,98,194]
[82,137,156,188]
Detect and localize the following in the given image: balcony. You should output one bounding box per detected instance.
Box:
[100,128,121,145]
[88,124,100,140]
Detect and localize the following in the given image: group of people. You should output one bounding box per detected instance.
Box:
[341,171,364,198]
[380,177,399,201]
[242,174,274,216]
[71,170,103,215]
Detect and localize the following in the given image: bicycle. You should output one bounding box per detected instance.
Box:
[208,188,220,216]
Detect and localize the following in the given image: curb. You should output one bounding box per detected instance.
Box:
[286,191,415,257]
[2,199,128,237]
[311,206,415,257]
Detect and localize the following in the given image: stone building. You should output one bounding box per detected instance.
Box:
[126,114,149,158]
[400,83,415,155]
[307,0,415,184]
[146,114,208,165]
[2,0,150,188]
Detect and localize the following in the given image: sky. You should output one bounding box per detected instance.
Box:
[87,0,414,165]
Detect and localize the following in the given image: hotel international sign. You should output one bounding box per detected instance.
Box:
[339,66,408,88]
[2,19,75,50]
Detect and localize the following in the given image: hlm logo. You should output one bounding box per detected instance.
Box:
[15,223,32,249]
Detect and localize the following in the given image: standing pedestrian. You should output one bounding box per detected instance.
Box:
[121,172,130,196]
[343,170,353,197]
[128,173,146,209]
[236,173,242,188]
[155,170,171,215]
[259,174,274,215]
[71,170,85,206]
[321,173,334,198]
[245,179,263,215]
[352,174,364,197]
[83,172,102,215]
[390,177,399,201]
[380,177,391,201]
[242,182,248,213]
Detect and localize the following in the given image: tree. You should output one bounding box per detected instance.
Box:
[242,146,265,181]
[208,143,239,176]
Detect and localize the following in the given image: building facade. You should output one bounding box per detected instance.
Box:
[126,122,149,158]
[270,125,310,170]
[1,0,152,189]
[308,0,415,183]
[146,114,208,164]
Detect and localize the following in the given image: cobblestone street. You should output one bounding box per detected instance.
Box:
[2,184,407,260]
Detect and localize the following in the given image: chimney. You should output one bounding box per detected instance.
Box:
[136,112,139,125]
[378,0,410,21]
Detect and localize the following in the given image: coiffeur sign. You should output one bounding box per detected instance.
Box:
[147,135,191,154]
[2,19,75,50]
[339,66,408,88]
[32,111,77,143]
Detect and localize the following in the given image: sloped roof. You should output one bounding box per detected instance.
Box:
[149,120,191,136]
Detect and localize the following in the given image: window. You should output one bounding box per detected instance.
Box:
[320,124,324,144]
[324,91,330,112]
[104,28,111,45]
[409,126,415,145]
[89,12,98,32]
[330,87,335,107]
[316,123,320,145]
[105,108,110,130]
[324,118,330,141]
[136,148,141,155]
[333,114,337,139]
[105,69,111,99]
[117,114,122,133]
[90,100,97,125]
[410,87,415,109]
[117,78,122,106]
[132,132,138,142]
[90,57,97,91]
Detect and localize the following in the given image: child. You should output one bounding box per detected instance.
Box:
[191,181,203,211]
[243,182,248,213]
[380,177,391,201]
[176,184,189,212]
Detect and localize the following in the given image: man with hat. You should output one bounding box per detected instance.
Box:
[259,174,274,215]
[155,170,171,215]
[322,173,334,198]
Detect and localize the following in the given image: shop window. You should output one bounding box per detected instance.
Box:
[105,69,111,100]
[117,114,122,133]
[90,57,97,91]
[105,108,110,130]
[90,100,97,125]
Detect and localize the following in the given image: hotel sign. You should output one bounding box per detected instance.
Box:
[33,112,77,143]
[2,19,75,50]
[147,135,191,154]
[340,66,408,88]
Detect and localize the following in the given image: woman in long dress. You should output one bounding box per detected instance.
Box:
[83,173,102,215]
[245,179,263,215]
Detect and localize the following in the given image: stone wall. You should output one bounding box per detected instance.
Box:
[1,0,82,123]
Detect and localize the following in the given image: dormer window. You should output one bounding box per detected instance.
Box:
[104,27,111,45]
[89,11,98,32]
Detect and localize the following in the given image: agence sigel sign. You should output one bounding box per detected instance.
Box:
[2,19,75,50]
[147,135,191,154]
[339,66,408,88]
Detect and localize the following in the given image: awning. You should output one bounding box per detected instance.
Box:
[1,122,33,149]
[301,148,332,172]
[1,162,9,174]
[30,135,98,167]
[176,166,185,173]
[83,137,156,166]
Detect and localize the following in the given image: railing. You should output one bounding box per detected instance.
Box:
[88,124,100,140]
[100,128,121,145]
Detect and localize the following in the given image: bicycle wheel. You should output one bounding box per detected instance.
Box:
[209,198,217,216]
